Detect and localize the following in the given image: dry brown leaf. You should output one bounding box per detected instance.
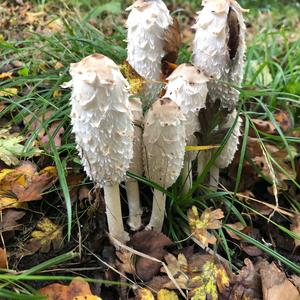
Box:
[230,258,262,300]
[24,111,65,148]
[290,214,300,250]
[128,231,173,281]
[161,253,189,289]
[22,217,63,255]
[0,209,26,239]
[250,119,276,136]
[275,110,293,133]
[39,277,95,300]
[0,247,8,269]
[260,262,300,300]
[225,222,246,240]
[116,249,136,275]
[188,206,224,247]
[0,163,57,210]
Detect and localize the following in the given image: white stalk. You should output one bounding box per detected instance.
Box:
[126,97,144,230]
[148,190,166,232]
[209,165,220,189]
[104,185,129,243]
[125,180,142,230]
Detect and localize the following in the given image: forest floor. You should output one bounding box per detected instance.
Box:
[0,0,300,299]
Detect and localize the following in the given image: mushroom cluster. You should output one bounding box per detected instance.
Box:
[65,0,247,244]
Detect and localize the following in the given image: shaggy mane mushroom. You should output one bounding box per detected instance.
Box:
[68,54,134,244]
[143,98,186,231]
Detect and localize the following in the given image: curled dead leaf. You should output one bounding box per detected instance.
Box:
[225,222,246,240]
[39,277,95,300]
[0,247,8,269]
[0,162,57,210]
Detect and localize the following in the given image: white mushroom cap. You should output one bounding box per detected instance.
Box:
[69,54,134,186]
[143,98,186,188]
[126,0,173,81]
[193,0,247,110]
[214,109,242,169]
[193,0,230,80]
[164,64,209,148]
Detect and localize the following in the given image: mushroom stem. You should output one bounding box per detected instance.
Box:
[182,160,193,195]
[126,180,142,230]
[209,165,219,190]
[146,190,166,232]
[197,151,211,175]
[104,185,129,244]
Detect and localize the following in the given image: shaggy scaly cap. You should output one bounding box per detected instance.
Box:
[126,0,173,81]
[215,109,242,168]
[193,0,247,110]
[69,54,134,186]
[143,98,186,188]
[165,64,209,146]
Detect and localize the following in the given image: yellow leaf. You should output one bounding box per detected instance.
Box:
[0,72,13,79]
[24,218,63,254]
[185,145,219,152]
[0,88,18,97]
[188,206,224,247]
[119,62,146,95]
[53,90,62,97]
[157,289,179,300]
[137,288,155,300]
[190,260,230,300]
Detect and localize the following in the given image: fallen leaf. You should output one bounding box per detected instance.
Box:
[290,214,300,250]
[275,110,293,133]
[23,217,63,255]
[128,231,173,281]
[0,129,24,166]
[120,62,146,95]
[225,222,247,240]
[188,206,224,247]
[0,248,8,268]
[161,253,189,289]
[24,112,64,148]
[250,119,276,135]
[259,261,300,300]
[0,163,57,210]
[157,289,179,300]
[39,277,94,300]
[0,88,18,97]
[116,249,136,275]
[137,288,155,300]
[0,72,13,79]
[189,255,230,300]
[230,258,262,300]
[0,209,26,238]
